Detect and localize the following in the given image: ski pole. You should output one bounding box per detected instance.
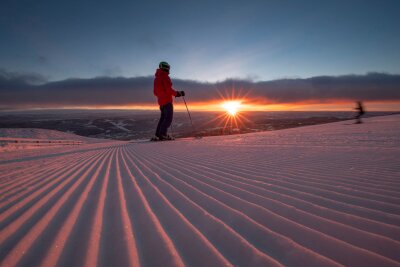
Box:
[182,96,196,133]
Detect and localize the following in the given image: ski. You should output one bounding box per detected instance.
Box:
[149,136,175,142]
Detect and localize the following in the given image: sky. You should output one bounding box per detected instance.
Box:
[1,0,400,110]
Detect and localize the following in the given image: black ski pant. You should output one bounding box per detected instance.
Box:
[156,102,173,137]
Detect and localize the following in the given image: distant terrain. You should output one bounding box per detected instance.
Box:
[0,109,398,140]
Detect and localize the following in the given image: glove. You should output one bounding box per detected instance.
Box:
[175,91,185,97]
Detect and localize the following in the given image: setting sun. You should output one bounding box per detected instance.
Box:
[222,101,242,116]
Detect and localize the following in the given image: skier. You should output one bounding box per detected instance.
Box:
[153,61,185,141]
[354,101,365,124]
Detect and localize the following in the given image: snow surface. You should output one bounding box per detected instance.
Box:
[1,115,400,267]
[105,119,131,132]
[0,128,111,154]
[0,128,91,141]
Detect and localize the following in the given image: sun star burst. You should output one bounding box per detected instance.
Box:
[222,101,241,116]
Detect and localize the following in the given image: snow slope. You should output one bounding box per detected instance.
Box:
[1,115,400,267]
[0,128,92,141]
[0,128,112,156]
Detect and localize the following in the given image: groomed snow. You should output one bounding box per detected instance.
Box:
[0,128,113,157]
[0,128,90,141]
[1,115,400,267]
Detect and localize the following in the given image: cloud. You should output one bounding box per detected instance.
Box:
[248,73,400,104]
[0,70,399,108]
[0,69,47,86]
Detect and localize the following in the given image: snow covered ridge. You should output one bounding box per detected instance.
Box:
[1,115,400,266]
[0,128,111,151]
[0,128,94,141]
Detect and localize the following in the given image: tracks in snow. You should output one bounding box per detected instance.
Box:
[1,118,400,267]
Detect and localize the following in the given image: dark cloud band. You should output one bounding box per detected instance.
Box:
[0,70,399,108]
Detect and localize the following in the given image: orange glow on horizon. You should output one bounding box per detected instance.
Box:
[26,101,400,112]
[171,100,400,112]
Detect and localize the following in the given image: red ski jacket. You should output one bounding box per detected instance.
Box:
[153,68,177,106]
